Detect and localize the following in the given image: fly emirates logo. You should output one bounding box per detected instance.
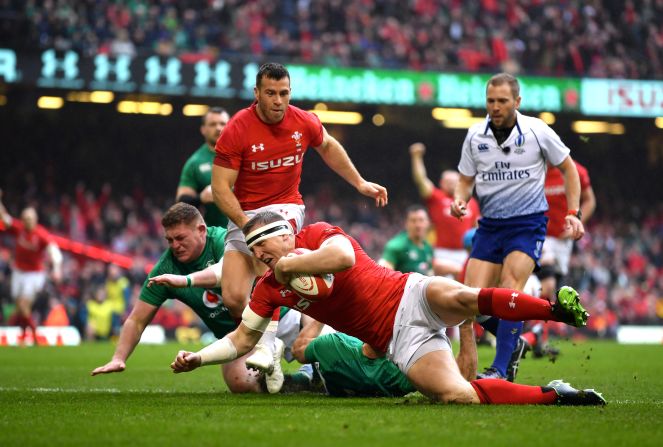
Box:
[251,154,304,171]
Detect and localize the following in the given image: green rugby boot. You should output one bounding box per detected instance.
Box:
[552,286,589,327]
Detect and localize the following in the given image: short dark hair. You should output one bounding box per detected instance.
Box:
[487,73,520,98]
[242,211,285,236]
[406,204,428,216]
[201,106,228,125]
[256,63,290,88]
[162,203,204,229]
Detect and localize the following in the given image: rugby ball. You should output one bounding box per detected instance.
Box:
[287,248,334,300]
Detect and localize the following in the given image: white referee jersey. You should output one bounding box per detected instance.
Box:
[458,110,570,219]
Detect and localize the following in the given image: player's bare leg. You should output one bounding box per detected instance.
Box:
[407,349,479,403]
[221,250,283,392]
[220,250,255,319]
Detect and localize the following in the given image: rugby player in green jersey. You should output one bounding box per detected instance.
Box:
[91,203,265,393]
[290,317,477,397]
[176,107,230,228]
[379,205,435,275]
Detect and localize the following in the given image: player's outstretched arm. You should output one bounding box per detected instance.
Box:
[91,301,159,376]
[314,128,388,207]
[171,319,265,373]
[148,260,223,289]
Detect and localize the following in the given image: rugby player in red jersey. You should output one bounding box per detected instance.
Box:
[169,211,605,406]
[0,190,62,344]
[521,161,596,356]
[211,62,387,392]
[409,142,479,278]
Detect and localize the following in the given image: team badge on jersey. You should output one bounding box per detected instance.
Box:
[251,143,265,152]
[514,134,526,153]
[291,131,303,151]
[202,290,222,308]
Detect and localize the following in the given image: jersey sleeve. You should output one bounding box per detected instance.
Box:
[306,110,324,147]
[538,123,570,167]
[214,119,243,170]
[248,278,279,318]
[139,264,169,307]
[457,130,478,177]
[380,237,401,266]
[178,156,198,188]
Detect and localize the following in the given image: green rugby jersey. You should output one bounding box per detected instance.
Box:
[140,226,234,338]
[305,333,415,397]
[381,231,434,274]
[178,144,228,228]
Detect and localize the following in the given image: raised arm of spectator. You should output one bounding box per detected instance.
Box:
[147,260,223,289]
[557,156,584,240]
[91,300,160,375]
[0,190,11,227]
[313,127,388,207]
[211,164,249,228]
[409,142,434,199]
[451,174,476,219]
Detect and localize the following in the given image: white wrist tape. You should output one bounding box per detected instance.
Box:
[242,306,271,333]
[212,259,223,286]
[198,337,237,366]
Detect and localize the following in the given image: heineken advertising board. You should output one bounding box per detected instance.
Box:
[0,47,657,116]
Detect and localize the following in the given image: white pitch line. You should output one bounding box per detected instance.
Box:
[0,386,212,394]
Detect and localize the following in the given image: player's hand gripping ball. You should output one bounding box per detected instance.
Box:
[286,248,334,300]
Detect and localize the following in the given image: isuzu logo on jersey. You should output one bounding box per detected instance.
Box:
[251,143,265,152]
[251,154,304,171]
[202,290,222,308]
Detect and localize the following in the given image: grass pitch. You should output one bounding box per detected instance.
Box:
[1,340,662,447]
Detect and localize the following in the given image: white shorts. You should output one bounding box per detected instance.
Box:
[433,247,468,267]
[224,203,306,254]
[275,309,336,363]
[541,236,573,276]
[11,269,47,301]
[387,273,453,374]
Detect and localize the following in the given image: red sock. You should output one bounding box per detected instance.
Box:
[478,288,554,321]
[471,379,558,405]
[522,331,536,346]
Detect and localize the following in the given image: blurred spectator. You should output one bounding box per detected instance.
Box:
[85,284,114,340]
[1,0,660,79]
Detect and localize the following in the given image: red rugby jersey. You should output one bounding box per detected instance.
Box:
[249,222,409,353]
[4,219,52,271]
[426,187,479,249]
[544,161,591,237]
[215,103,324,211]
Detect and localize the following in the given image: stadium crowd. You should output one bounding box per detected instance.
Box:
[1,181,662,341]
[1,0,661,79]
